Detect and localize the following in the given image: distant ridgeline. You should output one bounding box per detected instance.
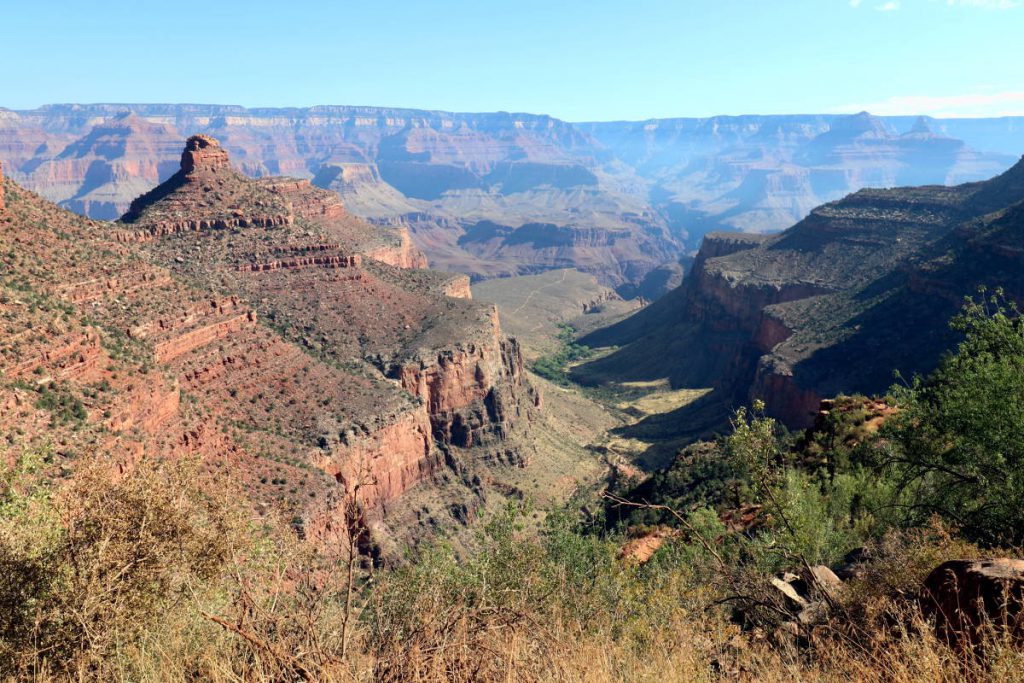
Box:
[1,104,1021,294]
[574,155,1024,432]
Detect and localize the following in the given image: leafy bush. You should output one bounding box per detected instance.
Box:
[884,289,1024,545]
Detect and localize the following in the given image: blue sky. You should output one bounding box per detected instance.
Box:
[3,0,1022,120]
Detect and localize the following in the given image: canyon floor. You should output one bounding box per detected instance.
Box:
[472,268,712,476]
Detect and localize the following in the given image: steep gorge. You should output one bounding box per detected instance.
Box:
[576,158,1024,432]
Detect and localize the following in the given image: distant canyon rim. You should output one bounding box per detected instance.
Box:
[3,103,1022,298]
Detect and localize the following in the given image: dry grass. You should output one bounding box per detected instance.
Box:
[4,457,1024,683]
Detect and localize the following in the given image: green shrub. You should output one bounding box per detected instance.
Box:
[884,289,1024,545]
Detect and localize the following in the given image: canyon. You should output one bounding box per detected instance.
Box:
[3,111,1024,519]
[580,113,1020,241]
[574,155,1024,435]
[0,135,556,554]
[2,105,1021,295]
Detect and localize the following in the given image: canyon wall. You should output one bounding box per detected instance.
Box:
[389,330,538,451]
[0,133,547,559]
[578,157,1024,431]
[318,408,436,512]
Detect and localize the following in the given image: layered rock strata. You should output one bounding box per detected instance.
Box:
[0,135,541,555]
[115,136,539,536]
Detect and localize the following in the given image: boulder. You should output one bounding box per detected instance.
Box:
[770,575,809,611]
[768,565,848,630]
[806,564,845,599]
[921,559,1024,648]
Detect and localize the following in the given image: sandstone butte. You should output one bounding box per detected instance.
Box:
[0,136,540,556]
[2,105,683,290]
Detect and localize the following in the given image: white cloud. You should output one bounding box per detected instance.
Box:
[830,91,1024,118]
[945,0,1019,7]
[854,0,1021,7]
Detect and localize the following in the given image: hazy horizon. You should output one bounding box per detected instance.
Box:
[8,101,1024,125]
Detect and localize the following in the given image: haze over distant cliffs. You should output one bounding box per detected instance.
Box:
[582,112,1020,238]
[1,104,1020,292]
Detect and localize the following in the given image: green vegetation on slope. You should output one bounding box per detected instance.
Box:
[611,289,1024,551]
[471,268,639,361]
[530,323,593,384]
[885,288,1024,546]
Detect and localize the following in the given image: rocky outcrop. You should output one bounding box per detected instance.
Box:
[152,308,258,363]
[693,232,767,265]
[442,274,472,300]
[57,268,174,304]
[803,397,896,442]
[580,288,620,313]
[262,177,348,221]
[116,214,293,243]
[4,329,104,382]
[320,408,437,512]
[180,134,231,174]
[748,367,824,428]
[753,312,792,352]
[366,226,429,269]
[0,161,5,212]
[128,297,246,338]
[691,265,831,334]
[389,330,537,449]
[922,559,1024,650]
[237,253,362,273]
[118,135,430,276]
[769,565,845,629]
[104,378,181,434]
[118,135,294,229]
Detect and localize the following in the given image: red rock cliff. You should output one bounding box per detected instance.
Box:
[388,307,539,450]
[318,408,437,512]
